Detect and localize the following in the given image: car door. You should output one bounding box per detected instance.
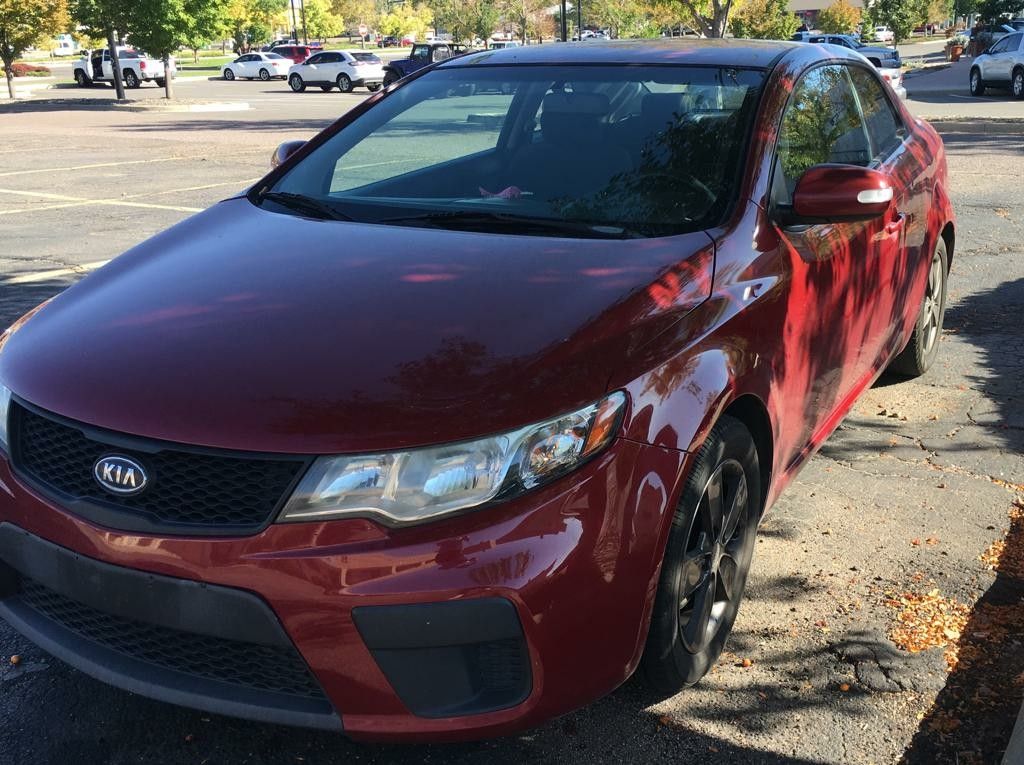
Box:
[981,33,1017,80]
[320,52,345,83]
[301,52,324,82]
[769,63,887,449]
[845,64,920,370]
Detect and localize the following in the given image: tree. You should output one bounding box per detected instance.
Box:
[816,0,861,34]
[867,0,927,47]
[589,0,662,38]
[729,0,796,38]
[0,0,68,99]
[976,0,1023,20]
[661,0,736,38]
[73,0,131,98]
[129,0,228,98]
[304,0,344,39]
[225,0,287,51]
[182,0,230,62]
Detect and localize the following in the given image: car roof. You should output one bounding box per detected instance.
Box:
[439,38,802,70]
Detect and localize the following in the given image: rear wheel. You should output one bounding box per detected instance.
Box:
[969,67,985,96]
[383,70,397,87]
[1013,67,1024,100]
[258,67,270,81]
[641,416,760,692]
[155,78,166,88]
[367,83,382,92]
[289,73,306,92]
[223,68,235,81]
[124,69,140,89]
[889,237,948,377]
[74,69,90,87]
[336,73,353,92]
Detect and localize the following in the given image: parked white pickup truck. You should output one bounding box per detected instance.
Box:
[73,48,174,88]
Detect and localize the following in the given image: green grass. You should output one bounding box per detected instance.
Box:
[175,55,233,73]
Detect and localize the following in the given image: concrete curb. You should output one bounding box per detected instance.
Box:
[1002,699,1024,764]
[922,117,1024,131]
[110,100,251,112]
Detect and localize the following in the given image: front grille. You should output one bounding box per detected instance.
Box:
[17,577,326,700]
[10,402,308,534]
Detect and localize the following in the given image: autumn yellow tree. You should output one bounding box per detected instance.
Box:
[0,0,68,99]
[816,0,862,34]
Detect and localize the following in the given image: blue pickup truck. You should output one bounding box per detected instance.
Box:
[382,42,472,86]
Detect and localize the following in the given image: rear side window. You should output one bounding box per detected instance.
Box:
[847,66,906,163]
[776,64,870,199]
[352,52,380,63]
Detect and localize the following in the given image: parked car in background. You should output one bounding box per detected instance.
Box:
[969,30,1024,98]
[807,34,902,68]
[969,23,1015,54]
[872,25,895,42]
[288,50,384,92]
[876,64,907,99]
[0,38,954,743]
[270,44,313,65]
[262,38,296,51]
[378,35,399,48]
[382,41,471,86]
[221,52,290,81]
[73,48,173,89]
[488,40,521,50]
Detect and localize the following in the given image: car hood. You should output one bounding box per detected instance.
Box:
[1,198,713,454]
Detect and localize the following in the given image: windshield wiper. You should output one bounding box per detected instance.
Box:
[258,191,353,221]
[378,210,643,239]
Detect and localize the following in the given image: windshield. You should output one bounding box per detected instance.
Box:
[264,65,764,238]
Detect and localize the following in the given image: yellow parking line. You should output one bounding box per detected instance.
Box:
[3,259,111,285]
[0,157,187,178]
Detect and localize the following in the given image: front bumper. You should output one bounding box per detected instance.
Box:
[0,437,686,741]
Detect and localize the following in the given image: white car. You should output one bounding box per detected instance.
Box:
[287,50,384,93]
[970,30,1024,98]
[220,52,289,81]
[73,48,173,88]
[876,65,907,99]
[873,26,895,42]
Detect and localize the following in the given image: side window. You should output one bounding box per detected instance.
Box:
[1007,33,1024,51]
[305,53,323,65]
[432,46,451,62]
[847,66,906,163]
[988,37,1009,54]
[775,64,871,201]
[411,45,429,60]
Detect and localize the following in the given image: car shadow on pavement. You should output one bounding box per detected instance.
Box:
[898,276,1024,764]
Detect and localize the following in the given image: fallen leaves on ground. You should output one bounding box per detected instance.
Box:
[883,588,970,669]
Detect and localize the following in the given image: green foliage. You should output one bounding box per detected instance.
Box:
[431,0,493,42]
[588,0,661,38]
[952,0,977,19]
[976,0,1023,20]
[729,0,797,39]
[378,1,431,38]
[0,0,67,97]
[866,0,926,45]
[816,0,861,34]
[304,0,344,38]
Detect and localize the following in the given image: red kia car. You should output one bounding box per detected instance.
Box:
[0,40,953,741]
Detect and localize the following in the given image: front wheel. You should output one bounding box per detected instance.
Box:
[382,71,397,87]
[74,70,90,87]
[124,69,140,89]
[258,67,270,81]
[1013,68,1024,100]
[336,73,353,93]
[888,237,948,377]
[969,68,985,96]
[289,73,306,92]
[641,415,760,692]
[366,83,381,92]
[154,78,166,88]
[223,68,235,81]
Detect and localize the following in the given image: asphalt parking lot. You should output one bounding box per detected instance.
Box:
[0,83,1023,765]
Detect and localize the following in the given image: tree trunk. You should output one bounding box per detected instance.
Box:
[3,59,14,100]
[106,29,126,100]
[163,55,173,99]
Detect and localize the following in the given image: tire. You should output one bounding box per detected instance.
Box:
[1013,68,1024,100]
[155,78,165,88]
[320,84,334,92]
[383,70,398,87]
[889,237,949,377]
[641,415,761,693]
[336,73,353,93]
[969,67,985,96]
[289,73,306,92]
[367,83,381,92]
[259,67,270,81]
[124,69,140,89]
[223,68,235,81]
[74,70,90,87]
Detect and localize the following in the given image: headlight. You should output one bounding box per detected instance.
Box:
[278,391,627,526]
[0,382,10,454]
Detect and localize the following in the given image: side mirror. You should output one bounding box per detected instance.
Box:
[787,164,894,224]
[271,140,306,168]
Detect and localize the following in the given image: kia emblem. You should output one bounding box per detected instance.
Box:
[93,455,148,496]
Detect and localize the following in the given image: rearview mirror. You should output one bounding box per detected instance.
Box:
[787,164,894,224]
[271,140,306,169]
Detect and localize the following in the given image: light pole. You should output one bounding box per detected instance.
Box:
[560,0,568,41]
